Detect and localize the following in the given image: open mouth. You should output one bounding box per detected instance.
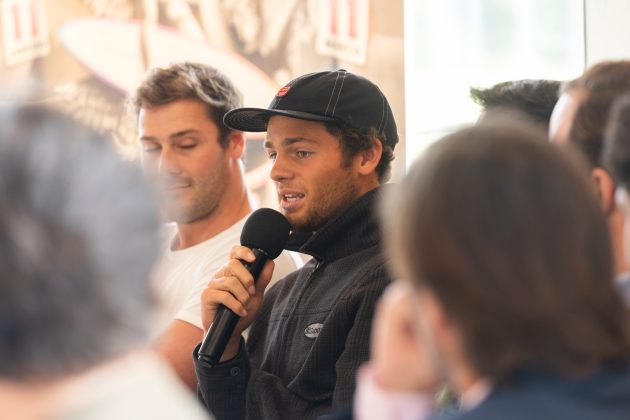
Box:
[280,192,305,210]
[284,193,304,202]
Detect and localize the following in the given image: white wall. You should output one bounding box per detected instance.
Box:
[585,0,630,65]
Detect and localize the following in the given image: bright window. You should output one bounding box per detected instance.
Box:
[404,0,585,166]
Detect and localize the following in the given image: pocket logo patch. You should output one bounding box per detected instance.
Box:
[304,323,324,339]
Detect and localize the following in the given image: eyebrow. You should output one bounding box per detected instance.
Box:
[263,137,318,149]
[140,129,200,142]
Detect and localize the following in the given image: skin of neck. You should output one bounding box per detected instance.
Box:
[173,160,253,250]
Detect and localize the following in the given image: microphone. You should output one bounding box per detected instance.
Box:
[197,208,291,366]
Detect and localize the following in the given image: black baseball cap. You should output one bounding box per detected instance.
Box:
[223,69,398,149]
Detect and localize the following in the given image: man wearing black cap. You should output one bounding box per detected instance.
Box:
[193,69,398,419]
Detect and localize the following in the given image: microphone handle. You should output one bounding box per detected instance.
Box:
[197,248,268,365]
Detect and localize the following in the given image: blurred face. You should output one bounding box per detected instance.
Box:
[138,99,229,223]
[264,116,362,231]
[549,90,584,144]
[616,188,630,267]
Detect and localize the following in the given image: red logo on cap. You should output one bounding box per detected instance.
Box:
[276,86,291,97]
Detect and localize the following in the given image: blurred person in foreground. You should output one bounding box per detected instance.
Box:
[549,61,630,288]
[0,104,211,420]
[603,93,630,300]
[352,114,630,420]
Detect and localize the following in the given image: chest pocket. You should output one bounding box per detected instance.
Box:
[264,269,339,399]
[284,308,341,403]
[260,254,376,402]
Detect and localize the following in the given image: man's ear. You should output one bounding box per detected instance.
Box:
[592,167,616,214]
[357,138,383,176]
[226,130,245,159]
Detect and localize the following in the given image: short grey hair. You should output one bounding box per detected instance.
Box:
[0,104,161,381]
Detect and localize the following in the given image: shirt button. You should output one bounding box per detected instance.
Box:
[230,367,241,376]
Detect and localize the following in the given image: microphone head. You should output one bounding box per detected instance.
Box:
[240,208,291,259]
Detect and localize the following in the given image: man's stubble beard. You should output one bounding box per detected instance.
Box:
[289,168,360,232]
[165,159,229,225]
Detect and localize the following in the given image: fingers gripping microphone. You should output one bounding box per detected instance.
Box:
[197,208,291,365]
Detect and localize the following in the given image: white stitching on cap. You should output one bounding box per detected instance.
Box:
[331,71,347,117]
[324,71,341,116]
[378,91,386,133]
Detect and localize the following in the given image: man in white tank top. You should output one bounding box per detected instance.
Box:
[129,62,301,390]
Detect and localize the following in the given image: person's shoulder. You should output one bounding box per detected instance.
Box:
[204,216,247,247]
[55,354,214,420]
[442,367,630,420]
[186,218,246,259]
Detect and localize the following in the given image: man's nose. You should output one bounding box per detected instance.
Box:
[270,154,293,182]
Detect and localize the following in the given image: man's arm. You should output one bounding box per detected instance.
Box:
[155,319,204,390]
[194,338,249,420]
[155,246,294,390]
[194,245,275,418]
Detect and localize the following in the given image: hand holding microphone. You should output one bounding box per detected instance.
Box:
[198,208,291,365]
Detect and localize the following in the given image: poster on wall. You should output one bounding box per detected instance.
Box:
[316,0,370,65]
[0,0,403,202]
[2,0,50,66]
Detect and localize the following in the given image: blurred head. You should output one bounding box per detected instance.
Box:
[550,60,630,277]
[471,79,561,129]
[604,94,630,267]
[567,89,630,169]
[130,62,245,223]
[384,114,630,389]
[550,60,630,151]
[605,94,630,193]
[0,104,161,383]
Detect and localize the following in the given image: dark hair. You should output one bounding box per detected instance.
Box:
[604,94,630,192]
[385,114,630,383]
[324,122,394,183]
[565,60,630,94]
[129,62,242,148]
[470,79,561,128]
[0,104,161,381]
[568,89,620,168]
[562,61,630,168]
